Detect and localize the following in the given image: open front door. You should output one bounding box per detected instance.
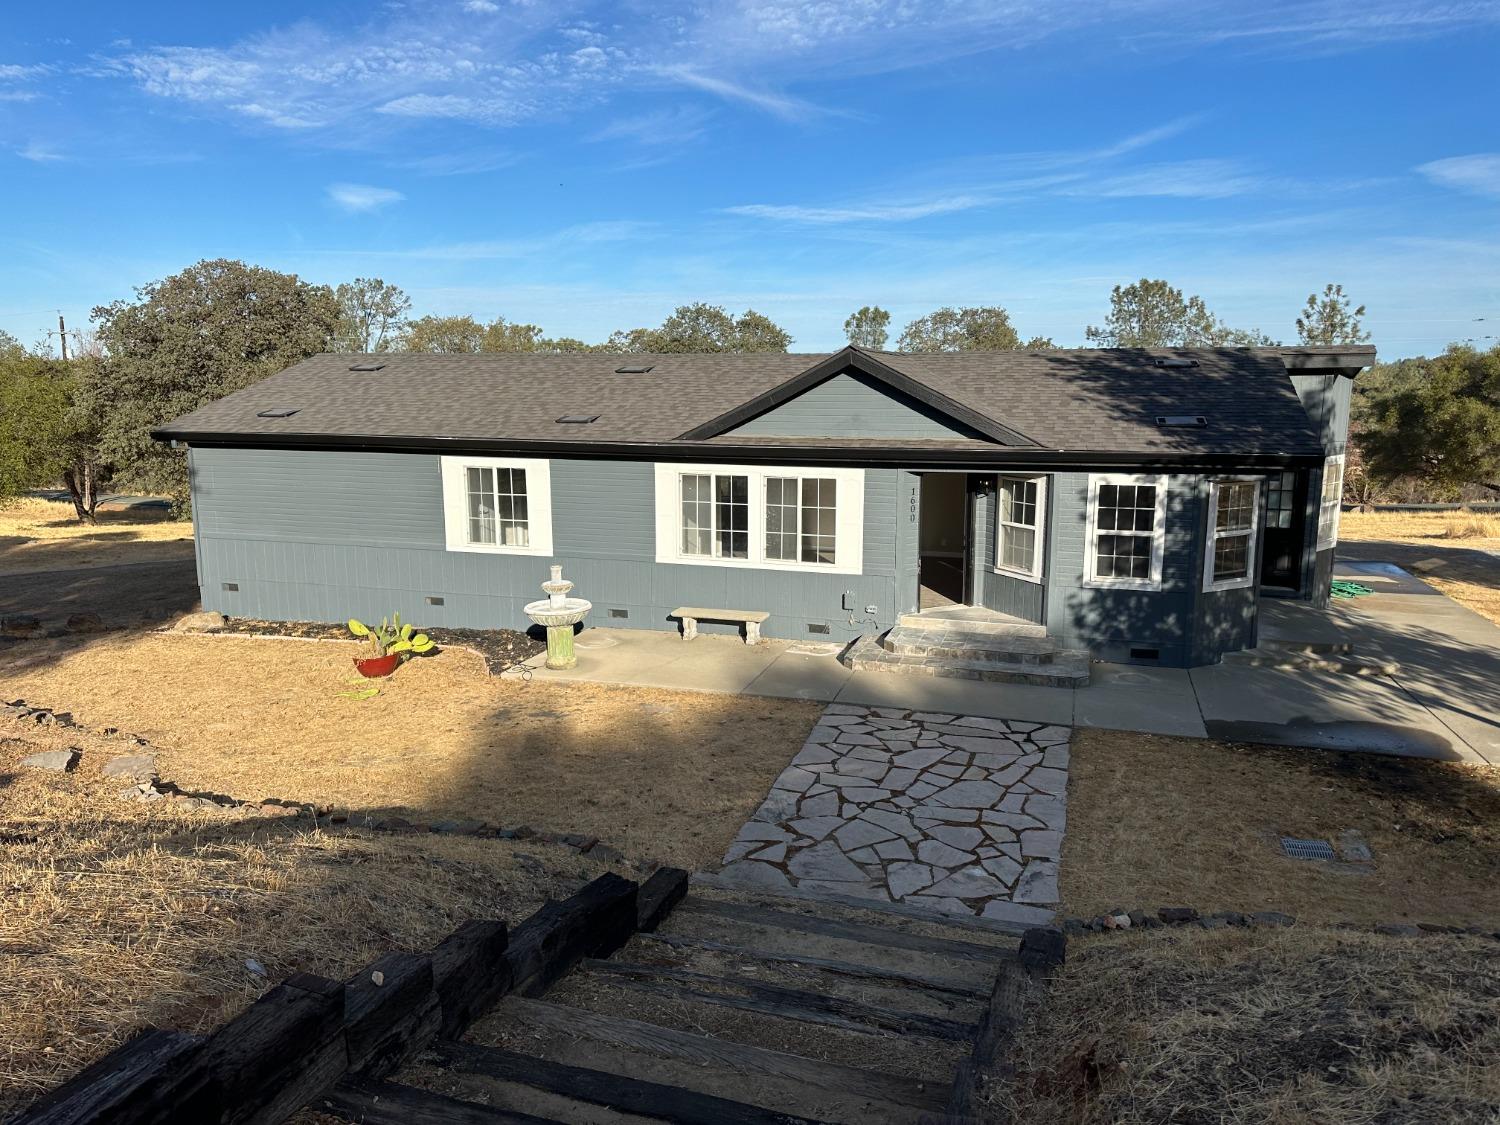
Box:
[1260,469,1307,593]
[918,473,970,609]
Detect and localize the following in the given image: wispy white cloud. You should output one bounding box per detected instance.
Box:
[462,0,500,12]
[1064,158,1266,199]
[588,106,713,145]
[727,195,996,223]
[327,183,405,213]
[398,148,520,176]
[649,66,831,122]
[1416,153,1500,199]
[16,141,65,163]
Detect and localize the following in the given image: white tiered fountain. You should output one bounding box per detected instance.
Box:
[523,564,592,669]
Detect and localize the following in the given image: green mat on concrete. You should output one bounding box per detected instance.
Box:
[1330,579,1375,599]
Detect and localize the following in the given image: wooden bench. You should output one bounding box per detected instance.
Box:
[671,607,770,645]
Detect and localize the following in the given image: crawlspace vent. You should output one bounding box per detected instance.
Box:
[1280,836,1336,861]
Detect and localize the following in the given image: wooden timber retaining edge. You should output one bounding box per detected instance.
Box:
[15,867,691,1125]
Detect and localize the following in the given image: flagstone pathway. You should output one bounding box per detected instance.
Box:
[718,703,1070,923]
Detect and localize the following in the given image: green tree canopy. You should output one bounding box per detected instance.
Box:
[90,258,339,506]
[897,306,1052,352]
[844,306,891,350]
[1085,279,1275,347]
[334,277,411,352]
[401,314,487,353]
[1296,283,1369,346]
[610,303,792,353]
[0,329,27,361]
[0,347,111,520]
[1358,344,1500,497]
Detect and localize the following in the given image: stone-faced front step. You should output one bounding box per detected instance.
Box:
[844,635,1090,688]
[897,610,1047,638]
[882,625,1063,665]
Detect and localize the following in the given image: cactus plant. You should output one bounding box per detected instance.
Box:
[347,613,436,661]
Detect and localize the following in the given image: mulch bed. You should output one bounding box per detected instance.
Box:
[215,619,545,674]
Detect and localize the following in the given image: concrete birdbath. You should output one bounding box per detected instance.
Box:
[523,564,592,669]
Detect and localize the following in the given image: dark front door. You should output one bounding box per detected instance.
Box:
[1260,469,1307,592]
[918,472,970,609]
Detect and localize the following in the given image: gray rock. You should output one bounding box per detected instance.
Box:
[101,754,157,781]
[751,790,799,823]
[926,866,1008,899]
[792,741,839,765]
[1020,829,1063,859]
[719,860,793,891]
[886,861,936,898]
[892,747,947,770]
[907,781,942,800]
[834,757,889,781]
[981,899,1057,926]
[836,733,883,747]
[65,612,107,634]
[926,824,984,851]
[983,809,1045,831]
[930,779,1004,809]
[858,808,922,840]
[882,768,919,792]
[788,816,846,841]
[749,842,788,863]
[735,822,793,843]
[1012,859,1060,904]
[1041,746,1070,769]
[873,837,914,861]
[988,762,1030,788]
[20,749,79,771]
[951,716,1012,733]
[943,735,1017,755]
[916,838,973,867]
[906,895,976,917]
[1027,767,1069,796]
[981,855,1024,884]
[789,841,867,882]
[910,711,958,724]
[798,791,840,818]
[982,823,1018,844]
[771,765,819,793]
[1031,725,1072,744]
[911,805,980,823]
[847,845,881,864]
[834,818,897,850]
[431,818,485,835]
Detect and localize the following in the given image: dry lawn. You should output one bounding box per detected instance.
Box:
[1339,510,1500,626]
[1063,729,1500,927]
[0,631,821,870]
[0,497,195,575]
[0,720,622,1119]
[1001,926,1500,1124]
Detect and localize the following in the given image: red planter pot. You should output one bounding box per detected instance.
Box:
[353,652,401,678]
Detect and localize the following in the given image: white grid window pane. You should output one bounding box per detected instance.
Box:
[1092,483,1156,580]
[800,477,837,565]
[1002,525,1036,571]
[467,466,496,545]
[999,477,1042,574]
[1214,533,1250,580]
[765,477,798,561]
[681,474,713,556]
[494,467,529,547]
[1216,481,1256,533]
[715,474,749,559]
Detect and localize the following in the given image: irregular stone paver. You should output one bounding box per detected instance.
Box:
[718,704,1070,921]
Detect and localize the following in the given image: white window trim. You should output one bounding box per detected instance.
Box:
[440,456,553,556]
[994,474,1047,584]
[1202,477,1262,593]
[1083,473,1168,592]
[653,462,865,575]
[1317,453,1345,551]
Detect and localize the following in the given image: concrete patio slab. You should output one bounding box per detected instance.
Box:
[505,559,1499,765]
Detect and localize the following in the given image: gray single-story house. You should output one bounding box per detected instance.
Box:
[154,343,1372,678]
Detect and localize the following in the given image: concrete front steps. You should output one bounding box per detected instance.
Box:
[844,611,1091,688]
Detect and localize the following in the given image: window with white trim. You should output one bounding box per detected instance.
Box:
[996,475,1046,582]
[1317,454,1345,550]
[1203,478,1261,591]
[440,456,553,555]
[653,463,865,575]
[1084,474,1167,590]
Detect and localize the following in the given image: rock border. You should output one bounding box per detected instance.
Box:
[1062,904,1500,940]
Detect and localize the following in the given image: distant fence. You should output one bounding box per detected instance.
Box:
[1343,502,1500,513]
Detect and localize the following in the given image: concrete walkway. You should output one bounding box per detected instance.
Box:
[506,561,1499,766]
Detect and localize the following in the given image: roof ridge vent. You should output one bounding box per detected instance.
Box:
[1153,357,1199,368]
[614,363,654,374]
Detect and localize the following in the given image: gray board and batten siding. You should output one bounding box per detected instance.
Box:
[191,447,911,642]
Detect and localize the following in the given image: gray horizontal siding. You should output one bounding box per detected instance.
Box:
[728,372,983,439]
[191,447,903,642]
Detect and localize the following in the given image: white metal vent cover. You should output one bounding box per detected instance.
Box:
[1280,836,1336,861]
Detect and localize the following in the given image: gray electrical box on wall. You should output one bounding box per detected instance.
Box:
[841,591,856,610]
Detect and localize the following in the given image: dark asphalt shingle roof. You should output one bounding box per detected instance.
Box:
[154,346,1327,458]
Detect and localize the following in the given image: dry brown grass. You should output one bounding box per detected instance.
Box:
[0,497,195,575]
[1338,510,1500,626]
[0,631,820,870]
[1062,728,1500,926]
[1000,926,1500,1124]
[0,721,621,1119]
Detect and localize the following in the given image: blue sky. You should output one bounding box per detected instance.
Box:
[3,1,1498,359]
